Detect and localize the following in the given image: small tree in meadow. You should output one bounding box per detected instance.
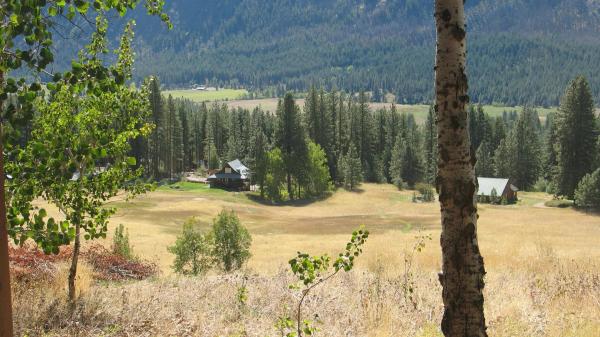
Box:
[112,224,134,260]
[276,227,369,337]
[168,218,213,276]
[212,210,252,272]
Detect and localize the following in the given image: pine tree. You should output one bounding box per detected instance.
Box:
[390,135,406,189]
[424,105,438,184]
[494,107,542,190]
[276,93,307,199]
[554,76,597,199]
[475,141,494,177]
[148,77,163,179]
[340,144,362,191]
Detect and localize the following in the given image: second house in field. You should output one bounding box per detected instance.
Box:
[477,177,519,204]
[207,159,251,191]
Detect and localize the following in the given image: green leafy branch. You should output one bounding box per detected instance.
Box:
[277,227,369,337]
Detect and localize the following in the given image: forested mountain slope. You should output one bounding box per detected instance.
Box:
[77,1,600,105]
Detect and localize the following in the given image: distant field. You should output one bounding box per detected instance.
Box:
[164,89,248,102]
[225,99,558,123]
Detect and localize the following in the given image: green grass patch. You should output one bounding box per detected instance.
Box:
[545,199,574,208]
[164,89,248,102]
[157,181,253,204]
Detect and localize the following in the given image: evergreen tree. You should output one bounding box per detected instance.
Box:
[276,93,307,199]
[148,77,163,179]
[475,141,494,177]
[389,135,406,189]
[491,116,506,151]
[424,105,438,184]
[494,107,542,190]
[340,144,363,191]
[554,76,597,198]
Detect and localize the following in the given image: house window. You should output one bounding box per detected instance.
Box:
[225,167,232,173]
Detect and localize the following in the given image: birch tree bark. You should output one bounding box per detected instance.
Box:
[434,1,488,336]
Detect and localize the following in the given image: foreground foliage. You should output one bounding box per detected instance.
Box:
[168,211,252,275]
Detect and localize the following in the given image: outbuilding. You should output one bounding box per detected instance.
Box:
[207,159,250,190]
[477,177,518,203]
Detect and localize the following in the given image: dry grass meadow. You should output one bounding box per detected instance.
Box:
[12,183,600,336]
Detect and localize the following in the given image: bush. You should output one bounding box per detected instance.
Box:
[168,211,252,275]
[415,183,435,202]
[168,218,214,276]
[211,210,252,272]
[112,224,134,260]
[574,168,600,208]
[544,199,574,208]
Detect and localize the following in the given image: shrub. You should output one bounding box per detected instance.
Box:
[574,168,600,209]
[168,218,214,276]
[415,183,435,202]
[212,210,252,272]
[544,199,574,208]
[112,224,134,260]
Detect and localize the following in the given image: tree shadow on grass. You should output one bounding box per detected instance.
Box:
[245,191,335,207]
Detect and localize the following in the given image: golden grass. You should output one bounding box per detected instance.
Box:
[164,89,249,102]
[224,99,557,124]
[14,183,600,336]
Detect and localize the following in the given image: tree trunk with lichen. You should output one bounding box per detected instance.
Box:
[0,70,15,337]
[434,1,488,336]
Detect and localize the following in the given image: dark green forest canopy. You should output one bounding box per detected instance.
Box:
[48,0,600,106]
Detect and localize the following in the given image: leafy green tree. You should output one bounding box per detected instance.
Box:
[168,218,213,276]
[0,0,168,330]
[211,210,252,272]
[554,76,598,199]
[340,144,363,191]
[574,168,600,209]
[265,148,286,202]
[7,22,153,302]
[304,142,332,197]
